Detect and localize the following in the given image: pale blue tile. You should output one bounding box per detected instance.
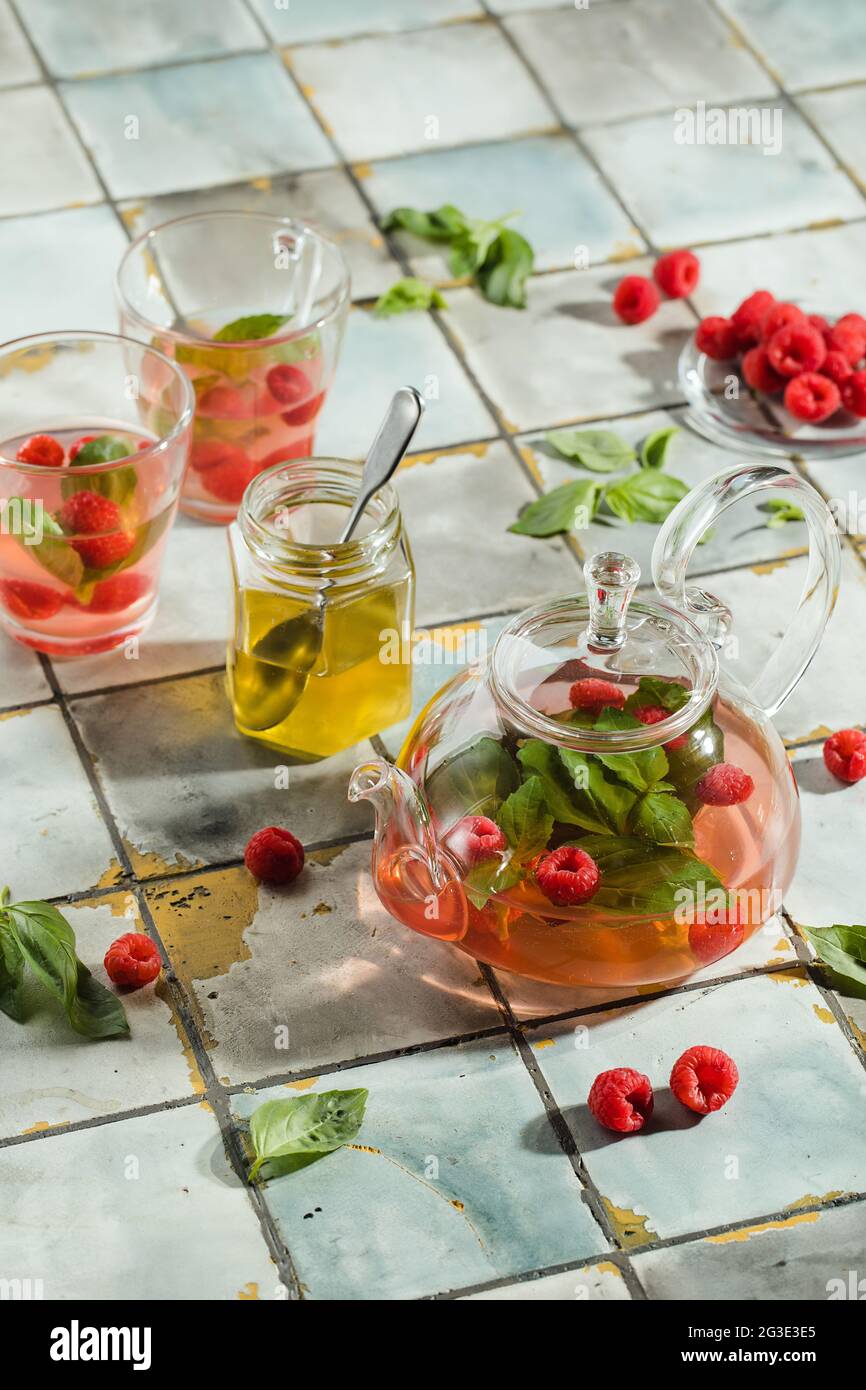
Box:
[60,54,335,199]
[234,1038,609,1299]
[361,135,644,276]
[718,0,866,90]
[71,674,372,872]
[0,894,200,1140]
[394,443,581,625]
[0,1106,277,1299]
[445,265,694,433]
[0,639,52,708]
[146,848,499,1083]
[786,740,866,932]
[583,101,865,247]
[0,85,101,216]
[529,973,866,1241]
[118,166,400,301]
[0,205,127,337]
[0,706,117,898]
[799,86,866,193]
[315,304,496,456]
[517,407,809,576]
[463,1262,632,1299]
[252,0,482,43]
[290,23,555,161]
[16,0,264,78]
[633,1201,866,1299]
[0,0,39,87]
[507,0,776,126]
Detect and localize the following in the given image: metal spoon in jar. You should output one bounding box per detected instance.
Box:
[236,386,425,733]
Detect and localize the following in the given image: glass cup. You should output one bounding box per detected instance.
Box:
[0,330,194,657]
[116,211,351,525]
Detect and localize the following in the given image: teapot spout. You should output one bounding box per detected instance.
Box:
[349,758,447,888]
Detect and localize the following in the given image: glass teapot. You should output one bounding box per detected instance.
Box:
[349,463,840,989]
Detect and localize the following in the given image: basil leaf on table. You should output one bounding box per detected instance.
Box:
[374,278,447,317]
[448,215,512,278]
[0,919,26,1022]
[382,204,468,242]
[639,426,679,470]
[798,924,866,998]
[213,313,290,342]
[248,1089,368,1183]
[475,227,534,309]
[604,469,689,524]
[1,900,129,1039]
[426,736,520,824]
[545,428,636,473]
[568,835,724,916]
[509,478,602,537]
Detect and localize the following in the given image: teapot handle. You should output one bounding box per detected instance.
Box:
[651,462,840,717]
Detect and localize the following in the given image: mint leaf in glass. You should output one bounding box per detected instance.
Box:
[509,478,601,536]
[631,789,695,848]
[639,426,679,470]
[558,749,638,836]
[213,313,290,342]
[248,1088,368,1183]
[374,278,447,317]
[71,434,133,465]
[593,707,669,793]
[426,736,519,825]
[567,836,724,916]
[624,675,691,715]
[603,469,689,524]
[546,428,636,473]
[497,776,554,860]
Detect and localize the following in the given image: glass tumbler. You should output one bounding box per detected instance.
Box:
[0,331,193,657]
[117,211,351,524]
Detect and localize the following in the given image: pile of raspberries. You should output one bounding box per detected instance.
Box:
[612,250,866,424]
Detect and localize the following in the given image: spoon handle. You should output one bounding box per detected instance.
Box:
[340,386,425,543]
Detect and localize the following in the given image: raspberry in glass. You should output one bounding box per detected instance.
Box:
[766,323,826,377]
[784,372,841,424]
[695,316,738,360]
[536,846,601,906]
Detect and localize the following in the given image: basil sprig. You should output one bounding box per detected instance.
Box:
[0,888,129,1040]
[383,203,535,309]
[374,277,447,317]
[511,425,689,536]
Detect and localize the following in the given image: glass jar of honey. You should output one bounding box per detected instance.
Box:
[227,457,414,759]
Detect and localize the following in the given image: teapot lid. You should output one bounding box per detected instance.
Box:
[491,552,719,751]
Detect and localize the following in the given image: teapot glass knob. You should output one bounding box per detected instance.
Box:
[583,551,641,651]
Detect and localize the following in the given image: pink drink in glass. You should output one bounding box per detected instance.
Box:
[117,213,350,524]
[0,333,193,657]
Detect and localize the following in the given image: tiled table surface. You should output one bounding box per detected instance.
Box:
[2,0,866,1302]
